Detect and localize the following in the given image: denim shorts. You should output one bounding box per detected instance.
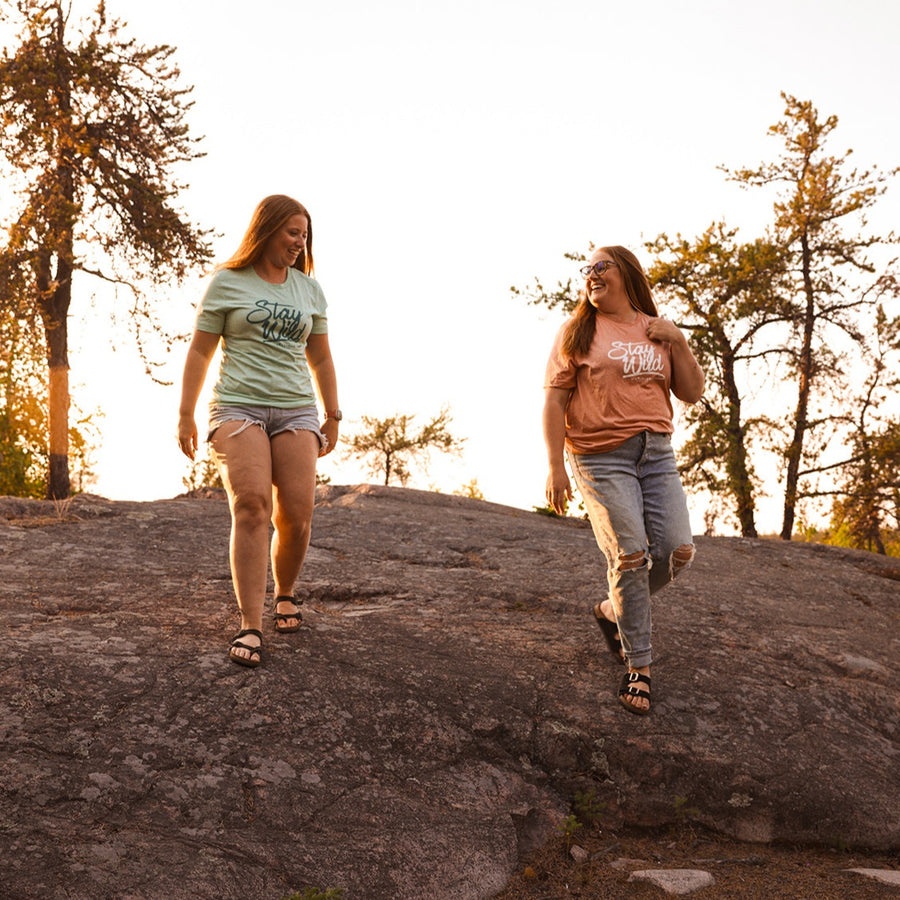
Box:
[207,404,326,450]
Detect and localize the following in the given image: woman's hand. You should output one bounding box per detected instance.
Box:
[306,334,339,457]
[177,414,198,460]
[178,330,220,461]
[543,387,573,514]
[645,316,683,344]
[545,468,573,516]
[319,417,339,457]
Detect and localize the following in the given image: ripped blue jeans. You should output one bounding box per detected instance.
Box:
[569,431,695,669]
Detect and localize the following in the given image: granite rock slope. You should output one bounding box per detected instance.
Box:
[1,484,897,899]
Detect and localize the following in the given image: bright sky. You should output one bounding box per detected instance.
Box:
[15,0,900,532]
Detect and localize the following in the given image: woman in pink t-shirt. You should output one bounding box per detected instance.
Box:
[543,245,704,715]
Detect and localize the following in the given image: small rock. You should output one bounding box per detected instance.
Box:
[610,857,649,870]
[839,654,888,677]
[628,869,715,895]
[569,844,589,863]
[846,868,900,887]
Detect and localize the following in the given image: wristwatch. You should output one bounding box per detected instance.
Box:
[324,409,343,422]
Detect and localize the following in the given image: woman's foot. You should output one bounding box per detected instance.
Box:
[618,667,651,715]
[273,596,302,633]
[229,629,262,667]
[593,600,625,664]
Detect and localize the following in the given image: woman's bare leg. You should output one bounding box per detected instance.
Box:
[212,422,273,660]
[269,429,319,627]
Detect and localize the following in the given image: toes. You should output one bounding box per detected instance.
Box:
[621,695,649,713]
[275,602,301,624]
[230,641,260,662]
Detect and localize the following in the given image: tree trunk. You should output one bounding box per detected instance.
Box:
[722,351,757,537]
[47,359,70,499]
[781,235,816,540]
[39,255,73,500]
[859,452,886,555]
[42,5,74,499]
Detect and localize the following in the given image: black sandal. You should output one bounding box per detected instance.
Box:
[229,629,262,668]
[618,671,651,716]
[593,603,625,664]
[273,596,303,633]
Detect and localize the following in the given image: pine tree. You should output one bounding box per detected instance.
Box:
[647,224,790,536]
[0,0,212,497]
[725,93,898,539]
[345,407,465,487]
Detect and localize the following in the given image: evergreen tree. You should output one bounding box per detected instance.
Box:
[819,302,900,554]
[345,407,465,487]
[0,0,212,497]
[647,224,790,536]
[725,93,898,539]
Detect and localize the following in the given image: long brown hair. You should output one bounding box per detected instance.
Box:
[560,245,658,361]
[220,194,314,275]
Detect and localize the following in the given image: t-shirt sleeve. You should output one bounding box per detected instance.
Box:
[309,277,329,335]
[195,273,227,335]
[544,322,578,390]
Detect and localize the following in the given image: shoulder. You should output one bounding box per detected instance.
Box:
[554,315,580,340]
[288,269,323,290]
[206,266,252,291]
[213,265,254,283]
[287,269,327,305]
[548,317,572,353]
[201,266,253,302]
[547,318,579,370]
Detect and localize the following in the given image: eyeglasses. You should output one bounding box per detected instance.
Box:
[580,260,618,278]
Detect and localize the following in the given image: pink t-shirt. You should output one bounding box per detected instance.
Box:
[545,312,675,454]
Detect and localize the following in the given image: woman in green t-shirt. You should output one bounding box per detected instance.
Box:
[177,195,340,668]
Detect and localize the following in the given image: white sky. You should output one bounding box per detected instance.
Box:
[9,0,900,533]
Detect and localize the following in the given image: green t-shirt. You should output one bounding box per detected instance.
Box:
[196,266,328,408]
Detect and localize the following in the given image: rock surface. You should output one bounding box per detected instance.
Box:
[1,484,898,900]
[628,868,715,894]
[846,868,900,887]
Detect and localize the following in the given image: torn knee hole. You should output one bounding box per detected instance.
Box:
[672,544,695,570]
[615,550,647,572]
